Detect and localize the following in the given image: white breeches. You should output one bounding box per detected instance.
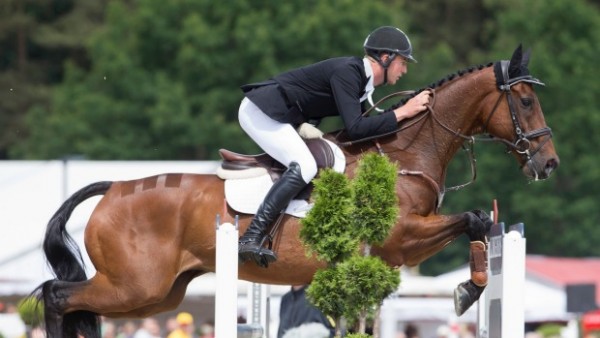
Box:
[238,97,317,184]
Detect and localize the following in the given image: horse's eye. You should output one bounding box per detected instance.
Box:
[521,98,533,107]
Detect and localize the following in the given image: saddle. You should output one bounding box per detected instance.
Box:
[217,138,346,217]
[218,138,338,182]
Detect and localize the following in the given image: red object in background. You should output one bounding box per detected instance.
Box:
[582,309,600,334]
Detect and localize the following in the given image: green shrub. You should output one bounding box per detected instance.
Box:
[17,296,44,327]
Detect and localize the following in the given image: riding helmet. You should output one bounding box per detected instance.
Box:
[364,26,417,63]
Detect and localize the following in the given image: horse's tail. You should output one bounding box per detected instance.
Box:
[34,181,112,338]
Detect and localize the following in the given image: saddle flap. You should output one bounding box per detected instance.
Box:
[218,149,283,171]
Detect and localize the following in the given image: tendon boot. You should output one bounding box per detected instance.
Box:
[238,162,307,268]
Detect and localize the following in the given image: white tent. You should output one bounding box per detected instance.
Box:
[0,160,236,296]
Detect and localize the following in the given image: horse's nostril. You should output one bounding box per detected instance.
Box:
[545,158,559,176]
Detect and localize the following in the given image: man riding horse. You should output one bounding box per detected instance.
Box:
[237,26,432,267]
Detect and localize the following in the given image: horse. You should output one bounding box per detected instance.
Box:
[34,45,558,338]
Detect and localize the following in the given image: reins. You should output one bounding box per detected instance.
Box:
[335,61,552,200]
[338,88,479,197]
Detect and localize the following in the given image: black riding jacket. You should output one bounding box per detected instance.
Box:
[241,56,398,140]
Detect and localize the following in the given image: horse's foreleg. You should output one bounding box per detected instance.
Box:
[379,209,493,316]
[383,213,469,266]
[455,209,493,316]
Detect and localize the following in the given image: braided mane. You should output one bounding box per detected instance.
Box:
[392,62,494,109]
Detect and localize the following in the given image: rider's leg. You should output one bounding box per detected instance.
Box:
[238,98,318,267]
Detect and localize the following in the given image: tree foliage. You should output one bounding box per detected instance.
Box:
[352,153,399,246]
[17,296,43,327]
[300,169,358,263]
[302,154,400,336]
[7,0,406,159]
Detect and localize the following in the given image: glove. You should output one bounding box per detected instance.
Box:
[297,123,324,139]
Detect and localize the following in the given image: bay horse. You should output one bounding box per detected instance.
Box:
[34,45,558,338]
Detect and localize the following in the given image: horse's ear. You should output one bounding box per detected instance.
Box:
[521,47,532,68]
[508,44,523,77]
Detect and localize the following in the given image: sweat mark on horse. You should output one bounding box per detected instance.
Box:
[33,45,558,338]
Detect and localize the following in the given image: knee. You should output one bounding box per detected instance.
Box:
[465,210,492,241]
[293,160,317,184]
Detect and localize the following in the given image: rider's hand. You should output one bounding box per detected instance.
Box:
[297,123,324,139]
[394,90,431,122]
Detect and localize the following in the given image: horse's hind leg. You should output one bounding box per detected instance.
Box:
[42,280,101,338]
[102,270,204,318]
[42,271,177,336]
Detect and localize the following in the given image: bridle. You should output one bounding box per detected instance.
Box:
[483,61,553,170]
[426,60,553,186]
[337,60,553,206]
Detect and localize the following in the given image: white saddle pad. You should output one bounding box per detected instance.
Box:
[223,139,345,218]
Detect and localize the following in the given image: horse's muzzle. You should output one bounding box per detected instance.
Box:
[523,155,559,181]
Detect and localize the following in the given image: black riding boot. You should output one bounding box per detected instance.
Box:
[238,162,307,268]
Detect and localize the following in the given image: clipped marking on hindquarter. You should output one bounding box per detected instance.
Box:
[120,181,136,197]
[120,174,183,197]
[143,176,158,190]
[165,173,182,188]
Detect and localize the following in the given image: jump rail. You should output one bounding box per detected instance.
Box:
[477,222,526,338]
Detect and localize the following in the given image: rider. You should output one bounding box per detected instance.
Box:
[237,26,432,267]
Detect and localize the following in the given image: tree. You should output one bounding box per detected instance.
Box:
[0,0,106,159]
[13,0,408,159]
[302,154,400,337]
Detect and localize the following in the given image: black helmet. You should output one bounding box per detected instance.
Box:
[364,26,417,63]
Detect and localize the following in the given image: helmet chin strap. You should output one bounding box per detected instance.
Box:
[377,53,396,85]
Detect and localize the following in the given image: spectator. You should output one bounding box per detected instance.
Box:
[278,285,335,338]
[404,323,419,338]
[167,312,195,338]
[134,318,162,338]
[198,320,214,338]
[117,321,138,338]
[102,319,117,338]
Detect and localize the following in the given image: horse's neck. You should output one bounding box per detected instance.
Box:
[388,70,494,183]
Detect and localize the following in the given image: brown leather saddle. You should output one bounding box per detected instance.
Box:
[219,138,337,181]
[219,138,338,201]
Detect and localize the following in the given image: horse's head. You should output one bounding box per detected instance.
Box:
[483,45,559,181]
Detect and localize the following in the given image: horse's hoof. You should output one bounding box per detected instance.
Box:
[453,280,485,316]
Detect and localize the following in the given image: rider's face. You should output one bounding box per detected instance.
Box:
[386,56,408,85]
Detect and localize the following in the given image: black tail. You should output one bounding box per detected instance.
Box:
[33,181,112,338]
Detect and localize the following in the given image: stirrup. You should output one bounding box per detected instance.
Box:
[238,235,277,268]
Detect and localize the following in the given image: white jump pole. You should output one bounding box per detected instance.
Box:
[215,217,239,338]
[477,222,526,338]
